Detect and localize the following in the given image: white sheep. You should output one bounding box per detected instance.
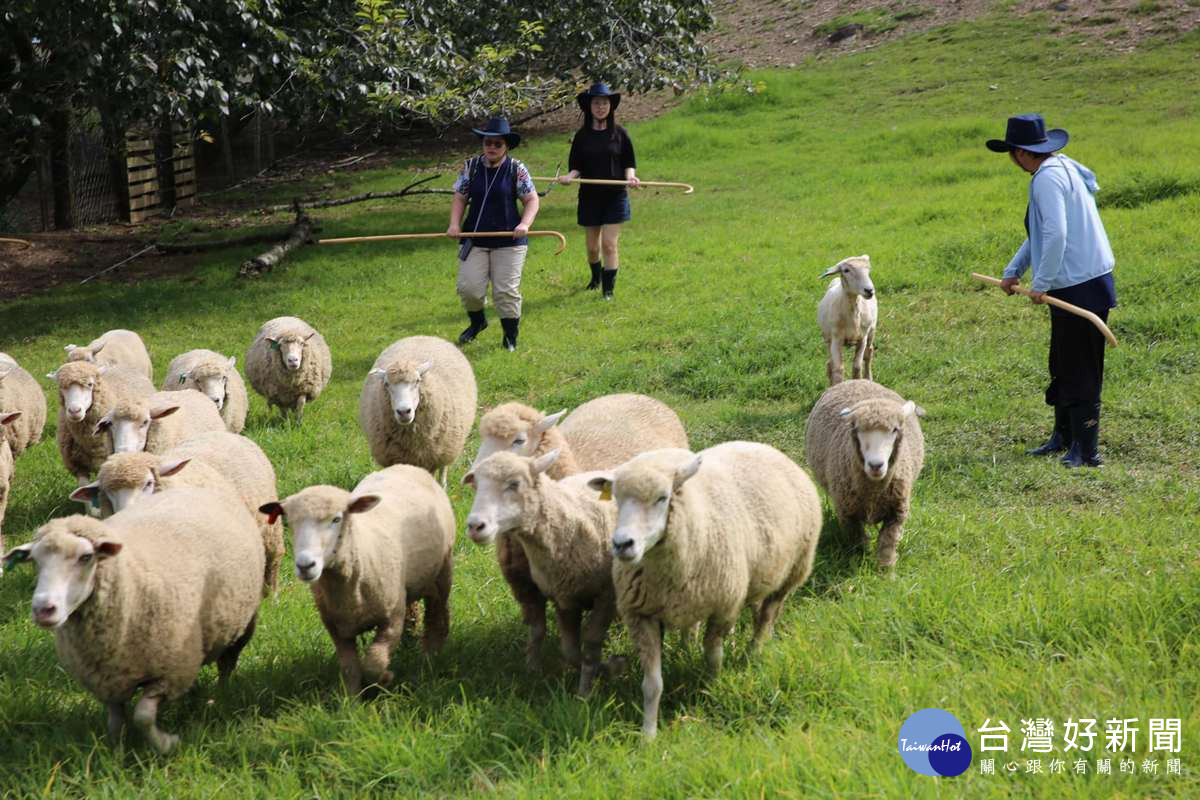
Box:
[804,379,925,569]
[64,329,153,381]
[587,442,822,739]
[244,316,332,423]
[161,349,248,433]
[0,412,20,563]
[2,489,264,753]
[94,388,226,455]
[464,450,619,694]
[71,431,285,597]
[48,362,156,484]
[817,254,877,385]
[261,464,455,694]
[358,335,477,487]
[0,352,46,456]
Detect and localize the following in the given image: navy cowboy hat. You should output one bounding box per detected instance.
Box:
[986,113,1069,154]
[577,82,621,113]
[471,116,520,149]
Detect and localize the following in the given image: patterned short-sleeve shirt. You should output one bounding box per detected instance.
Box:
[453,157,536,197]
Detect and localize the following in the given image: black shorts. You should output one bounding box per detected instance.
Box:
[577,190,631,227]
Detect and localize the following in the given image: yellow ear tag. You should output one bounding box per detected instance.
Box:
[599,484,612,501]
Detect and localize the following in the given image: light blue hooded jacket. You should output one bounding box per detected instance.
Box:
[1003,154,1115,293]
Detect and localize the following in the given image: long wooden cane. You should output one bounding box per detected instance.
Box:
[971,273,1118,348]
[318,230,567,255]
[531,177,694,195]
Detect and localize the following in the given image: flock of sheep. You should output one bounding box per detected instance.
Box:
[0,254,926,750]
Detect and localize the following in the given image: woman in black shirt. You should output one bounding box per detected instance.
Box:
[558,83,638,299]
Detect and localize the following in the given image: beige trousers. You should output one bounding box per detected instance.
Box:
[456,245,527,318]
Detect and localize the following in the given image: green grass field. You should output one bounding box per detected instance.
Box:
[1,10,1198,798]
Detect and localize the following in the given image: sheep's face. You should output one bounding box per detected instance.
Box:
[593,454,702,565]
[473,409,565,469]
[54,373,97,422]
[821,255,874,300]
[270,334,313,371]
[287,494,381,582]
[371,360,433,425]
[4,531,121,628]
[96,403,180,453]
[840,399,920,481]
[462,451,559,545]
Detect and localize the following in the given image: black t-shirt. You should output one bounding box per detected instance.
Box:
[568,125,636,201]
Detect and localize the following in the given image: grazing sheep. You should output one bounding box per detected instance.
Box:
[48,362,156,484]
[2,489,264,753]
[587,442,822,739]
[0,352,46,455]
[261,464,455,694]
[0,412,19,562]
[94,388,225,455]
[464,450,619,694]
[162,349,248,433]
[471,394,689,662]
[817,254,877,385]
[804,379,925,569]
[244,316,332,422]
[71,431,284,597]
[358,335,477,486]
[65,329,153,381]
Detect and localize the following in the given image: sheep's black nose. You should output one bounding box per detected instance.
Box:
[613,538,634,553]
[862,288,874,299]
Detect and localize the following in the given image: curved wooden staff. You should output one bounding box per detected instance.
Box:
[531,176,694,195]
[0,237,32,250]
[318,230,567,255]
[972,273,1118,348]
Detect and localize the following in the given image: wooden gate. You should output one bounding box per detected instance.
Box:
[125,129,196,223]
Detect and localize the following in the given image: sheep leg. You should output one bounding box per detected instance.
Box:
[628,615,664,740]
[678,621,701,650]
[497,539,548,671]
[333,636,363,695]
[106,701,128,742]
[421,553,453,655]
[555,605,584,670]
[751,589,792,653]
[863,328,875,382]
[852,339,866,380]
[703,617,732,674]
[828,339,845,385]
[839,512,869,552]
[132,690,179,754]
[877,515,906,569]
[294,395,306,424]
[438,465,449,489]
[362,622,401,688]
[577,597,616,697]
[217,613,258,684]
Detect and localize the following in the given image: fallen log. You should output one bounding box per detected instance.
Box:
[238,204,319,278]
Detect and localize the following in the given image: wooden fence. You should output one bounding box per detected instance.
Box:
[125,129,196,223]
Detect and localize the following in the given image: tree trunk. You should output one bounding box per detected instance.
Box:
[155,114,177,211]
[49,106,74,229]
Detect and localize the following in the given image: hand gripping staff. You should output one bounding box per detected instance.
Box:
[971,272,1118,348]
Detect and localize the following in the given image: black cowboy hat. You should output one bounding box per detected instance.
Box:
[471,116,521,148]
[986,113,1069,154]
[577,82,621,113]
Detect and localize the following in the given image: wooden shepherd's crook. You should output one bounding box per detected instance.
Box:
[318,230,567,255]
[531,176,694,195]
[971,272,1118,348]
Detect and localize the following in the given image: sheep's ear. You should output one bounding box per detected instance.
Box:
[64,344,77,352]
[913,403,926,419]
[70,483,100,505]
[673,455,702,490]
[259,502,285,524]
[227,356,237,369]
[149,404,180,420]
[531,449,559,475]
[3,543,34,571]
[0,411,21,427]
[819,264,840,279]
[347,495,380,515]
[416,360,434,377]
[90,341,106,356]
[158,458,191,477]
[95,540,122,559]
[587,475,614,501]
[462,471,476,487]
[535,409,567,434]
[93,412,114,435]
[46,370,59,381]
[368,368,387,382]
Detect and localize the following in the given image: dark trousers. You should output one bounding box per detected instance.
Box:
[1045,305,1109,407]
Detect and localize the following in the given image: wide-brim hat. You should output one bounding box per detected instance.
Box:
[577,82,621,113]
[471,116,520,148]
[986,113,1068,154]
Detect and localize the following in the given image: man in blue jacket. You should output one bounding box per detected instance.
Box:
[989,114,1116,468]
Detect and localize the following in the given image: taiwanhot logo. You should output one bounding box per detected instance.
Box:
[898,708,973,777]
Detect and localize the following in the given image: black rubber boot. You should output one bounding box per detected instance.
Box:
[601,268,617,300]
[457,310,488,345]
[1062,403,1103,468]
[500,317,520,351]
[1026,406,1071,456]
[586,261,602,290]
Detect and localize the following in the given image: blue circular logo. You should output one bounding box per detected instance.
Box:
[898,708,973,777]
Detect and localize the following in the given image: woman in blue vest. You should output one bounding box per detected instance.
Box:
[447,117,539,351]
[989,114,1116,467]
[557,83,638,300]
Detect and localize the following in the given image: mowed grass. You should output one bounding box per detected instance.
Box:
[2,12,1199,798]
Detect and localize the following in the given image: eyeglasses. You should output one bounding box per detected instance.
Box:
[482,139,506,149]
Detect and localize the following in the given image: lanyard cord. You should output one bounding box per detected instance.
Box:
[472,157,506,233]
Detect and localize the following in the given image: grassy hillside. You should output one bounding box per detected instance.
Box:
[1,11,1197,798]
